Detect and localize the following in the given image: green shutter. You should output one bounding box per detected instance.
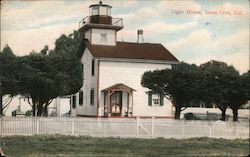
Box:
[82,64,84,79]
[148,92,152,106]
[92,59,95,76]
[160,94,164,106]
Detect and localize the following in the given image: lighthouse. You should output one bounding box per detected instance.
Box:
[71,1,178,118]
[79,1,123,46]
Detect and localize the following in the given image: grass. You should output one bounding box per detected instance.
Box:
[0,135,249,157]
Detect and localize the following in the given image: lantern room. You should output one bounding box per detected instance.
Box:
[79,1,123,28]
[90,1,111,16]
[78,1,123,46]
[88,1,112,25]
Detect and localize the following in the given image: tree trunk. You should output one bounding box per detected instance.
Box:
[32,101,36,116]
[221,108,226,121]
[174,106,181,119]
[232,108,238,122]
[43,103,49,117]
[37,104,43,117]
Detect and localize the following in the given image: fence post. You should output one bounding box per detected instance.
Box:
[182,121,185,137]
[209,125,212,137]
[71,120,75,136]
[136,117,139,137]
[104,120,107,136]
[0,117,2,135]
[151,117,154,137]
[36,119,39,134]
[236,124,239,138]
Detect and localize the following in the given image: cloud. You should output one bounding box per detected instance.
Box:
[210,2,248,15]
[117,29,137,42]
[1,1,90,31]
[143,21,198,34]
[166,29,211,52]
[166,29,249,73]
[1,0,248,74]
[105,0,138,8]
[1,23,77,56]
[117,21,198,43]
[205,2,249,21]
[221,49,249,74]
[159,1,201,11]
[116,7,159,27]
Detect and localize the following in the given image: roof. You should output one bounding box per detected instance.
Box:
[89,1,112,8]
[102,83,136,92]
[83,40,178,62]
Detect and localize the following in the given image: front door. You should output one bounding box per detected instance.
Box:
[111,91,122,117]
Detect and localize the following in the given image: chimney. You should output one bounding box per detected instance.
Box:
[137,29,144,43]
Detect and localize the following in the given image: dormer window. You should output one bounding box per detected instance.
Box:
[100,33,107,42]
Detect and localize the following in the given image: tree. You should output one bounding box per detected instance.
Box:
[227,71,249,121]
[199,60,240,121]
[241,71,250,100]
[141,62,202,119]
[0,45,18,115]
[0,45,17,95]
[0,31,83,117]
[16,38,83,116]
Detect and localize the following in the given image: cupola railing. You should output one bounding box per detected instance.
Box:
[79,16,123,28]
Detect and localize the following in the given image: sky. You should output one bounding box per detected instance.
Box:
[1,0,249,73]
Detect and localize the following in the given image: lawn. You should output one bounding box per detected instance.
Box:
[0,135,249,157]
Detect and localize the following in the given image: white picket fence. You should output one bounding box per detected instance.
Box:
[0,117,249,139]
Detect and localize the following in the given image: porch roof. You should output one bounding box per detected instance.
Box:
[101,83,136,92]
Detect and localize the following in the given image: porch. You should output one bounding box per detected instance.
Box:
[101,83,135,117]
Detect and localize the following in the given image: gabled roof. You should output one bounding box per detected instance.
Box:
[102,83,136,92]
[83,40,178,62]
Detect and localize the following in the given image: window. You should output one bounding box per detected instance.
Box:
[92,6,99,15]
[79,91,83,106]
[148,92,164,107]
[99,6,108,15]
[90,89,94,105]
[107,8,111,16]
[91,59,95,76]
[152,94,160,106]
[100,33,107,42]
[72,95,76,109]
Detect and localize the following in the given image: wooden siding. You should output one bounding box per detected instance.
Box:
[91,28,116,46]
[99,61,173,117]
[71,48,98,116]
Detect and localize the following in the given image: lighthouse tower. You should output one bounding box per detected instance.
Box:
[79,1,123,46]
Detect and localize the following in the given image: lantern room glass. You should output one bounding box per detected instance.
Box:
[90,6,111,16]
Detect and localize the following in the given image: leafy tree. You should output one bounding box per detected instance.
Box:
[0,45,17,96]
[141,62,202,119]
[40,45,49,55]
[0,31,83,117]
[199,60,240,121]
[17,31,83,116]
[226,71,249,121]
[0,45,18,115]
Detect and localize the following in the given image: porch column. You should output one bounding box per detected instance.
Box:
[107,91,111,117]
[128,91,133,117]
[108,90,115,117]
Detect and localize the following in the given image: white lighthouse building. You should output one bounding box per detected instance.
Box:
[70,1,179,118]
